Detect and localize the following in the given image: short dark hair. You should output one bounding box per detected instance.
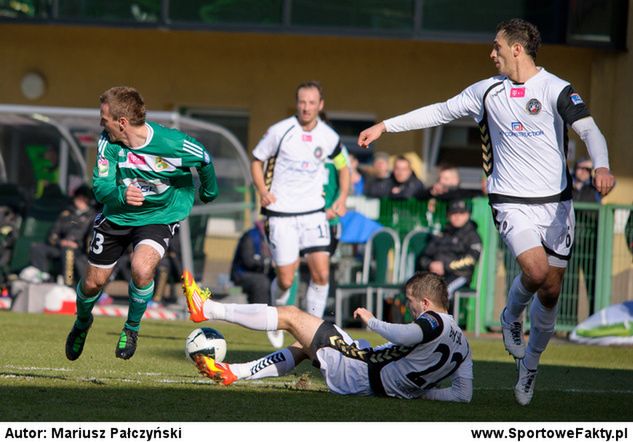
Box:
[404,272,449,310]
[99,86,146,126]
[496,18,541,60]
[296,80,324,101]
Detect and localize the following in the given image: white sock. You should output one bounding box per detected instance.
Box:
[306,281,329,318]
[209,303,279,331]
[271,277,291,306]
[202,299,226,321]
[230,348,296,380]
[524,296,558,371]
[505,274,534,322]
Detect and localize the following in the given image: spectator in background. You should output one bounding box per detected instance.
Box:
[572,157,601,203]
[362,151,391,196]
[365,155,425,199]
[567,157,603,315]
[21,184,95,285]
[229,220,274,305]
[422,164,484,201]
[417,199,482,301]
[348,153,365,196]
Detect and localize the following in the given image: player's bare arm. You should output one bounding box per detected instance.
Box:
[125,184,144,206]
[357,121,386,148]
[250,159,276,207]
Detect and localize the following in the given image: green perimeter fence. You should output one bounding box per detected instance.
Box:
[374,197,633,334]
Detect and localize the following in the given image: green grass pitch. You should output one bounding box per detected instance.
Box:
[1,311,632,422]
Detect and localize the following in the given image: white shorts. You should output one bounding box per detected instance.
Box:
[315,325,373,396]
[492,200,575,268]
[267,212,330,266]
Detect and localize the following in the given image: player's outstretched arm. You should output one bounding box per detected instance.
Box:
[357,122,386,148]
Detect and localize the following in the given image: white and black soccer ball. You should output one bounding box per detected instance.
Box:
[184,327,227,363]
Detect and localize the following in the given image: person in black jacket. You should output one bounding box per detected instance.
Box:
[230,220,275,304]
[24,184,95,286]
[418,199,482,298]
[364,155,424,199]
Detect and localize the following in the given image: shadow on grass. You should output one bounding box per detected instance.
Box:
[2,358,632,422]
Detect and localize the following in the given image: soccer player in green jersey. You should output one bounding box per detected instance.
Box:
[65,86,218,361]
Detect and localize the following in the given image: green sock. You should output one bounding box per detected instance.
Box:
[125,280,154,332]
[75,280,101,329]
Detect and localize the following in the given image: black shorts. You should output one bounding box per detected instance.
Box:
[87,213,179,267]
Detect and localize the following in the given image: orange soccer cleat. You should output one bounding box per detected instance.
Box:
[194,354,238,386]
[181,270,212,323]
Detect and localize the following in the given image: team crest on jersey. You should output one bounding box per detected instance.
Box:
[154,156,169,170]
[97,158,109,177]
[313,146,323,159]
[570,93,584,105]
[526,99,542,115]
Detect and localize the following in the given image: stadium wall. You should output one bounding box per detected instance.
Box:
[0,22,630,202]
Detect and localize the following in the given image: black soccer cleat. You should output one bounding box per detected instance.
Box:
[65,315,94,361]
[115,328,138,360]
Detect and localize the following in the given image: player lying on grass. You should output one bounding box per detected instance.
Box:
[182,270,473,401]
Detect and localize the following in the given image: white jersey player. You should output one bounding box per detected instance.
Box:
[251,81,350,349]
[182,270,473,402]
[358,18,615,406]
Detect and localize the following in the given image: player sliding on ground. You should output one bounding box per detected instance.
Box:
[181,269,472,401]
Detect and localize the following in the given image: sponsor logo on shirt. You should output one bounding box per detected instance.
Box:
[570,93,584,105]
[128,152,147,165]
[510,88,525,98]
[421,313,439,330]
[97,158,109,177]
[499,121,544,138]
[302,133,312,142]
[526,98,542,115]
[511,121,524,131]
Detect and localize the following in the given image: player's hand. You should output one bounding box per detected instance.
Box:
[331,198,347,218]
[125,184,144,206]
[357,122,386,148]
[593,167,615,197]
[354,307,374,326]
[259,191,276,207]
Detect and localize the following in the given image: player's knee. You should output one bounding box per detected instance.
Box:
[130,267,155,287]
[277,273,295,291]
[81,278,105,295]
[522,262,548,287]
[311,272,329,285]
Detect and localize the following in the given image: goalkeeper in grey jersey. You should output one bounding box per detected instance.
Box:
[65,86,218,361]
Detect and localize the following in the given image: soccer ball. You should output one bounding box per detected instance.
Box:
[184,327,227,363]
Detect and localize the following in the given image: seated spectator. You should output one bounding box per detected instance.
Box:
[0,204,20,288]
[22,185,95,285]
[365,155,425,199]
[422,164,483,201]
[417,199,482,300]
[362,151,391,196]
[572,157,601,203]
[230,220,275,304]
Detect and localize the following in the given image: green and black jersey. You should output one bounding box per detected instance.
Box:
[93,121,218,226]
